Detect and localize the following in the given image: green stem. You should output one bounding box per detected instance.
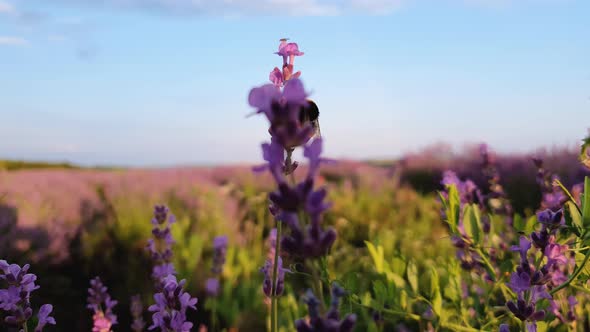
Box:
[23,323,28,332]
[273,295,278,332]
[211,299,217,332]
[570,283,590,294]
[311,264,325,309]
[270,148,293,332]
[440,322,480,332]
[554,179,583,216]
[351,301,421,321]
[551,247,590,295]
[270,221,282,332]
[475,248,497,282]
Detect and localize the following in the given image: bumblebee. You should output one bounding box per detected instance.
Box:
[299,99,321,138]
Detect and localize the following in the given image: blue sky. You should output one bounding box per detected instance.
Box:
[0,0,588,166]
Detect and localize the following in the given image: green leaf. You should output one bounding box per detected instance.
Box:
[406,260,418,293]
[391,256,406,275]
[513,214,537,234]
[439,185,461,234]
[565,201,583,237]
[373,280,387,308]
[536,321,548,332]
[583,177,590,227]
[386,272,406,289]
[463,205,482,243]
[399,289,408,310]
[574,252,590,277]
[366,241,384,273]
[429,267,442,316]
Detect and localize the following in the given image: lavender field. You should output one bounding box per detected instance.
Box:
[2,139,590,331]
[2,3,590,330]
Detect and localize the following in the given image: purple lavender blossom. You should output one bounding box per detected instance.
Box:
[506,285,549,327]
[275,39,305,82]
[260,257,290,297]
[211,236,228,275]
[204,236,228,297]
[87,277,117,332]
[530,209,563,254]
[148,275,197,332]
[532,158,567,211]
[147,205,177,286]
[0,260,54,331]
[270,67,284,87]
[510,236,532,263]
[479,144,513,223]
[548,296,577,323]
[266,139,337,259]
[505,232,567,331]
[34,304,56,332]
[205,278,220,297]
[276,39,304,63]
[130,295,145,332]
[267,228,277,261]
[294,284,356,332]
[249,79,314,150]
[441,170,482,206]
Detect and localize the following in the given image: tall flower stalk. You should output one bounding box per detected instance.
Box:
[148,275,197,332]
[87,277,117,332]
[205,235,227,330]
[130,294,145,332]
[250,39,344,332]
[0,260,55,332]
[147,205,177,290]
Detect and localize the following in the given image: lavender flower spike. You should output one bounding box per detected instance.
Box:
[130,295,145,332]
[147,205,177,285]
[0,260,54,331]
[205,235,228,297]
[294,284,356,332]
[34,304,56,332]
[87,277,118,332]
[211,236,228,275]
[261,257,290,297]
[148,275,197,332]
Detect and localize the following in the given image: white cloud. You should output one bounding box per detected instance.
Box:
[349,0,404,14]
[23,0,573,17]
[0,36,29,46]
[0,0,15,14]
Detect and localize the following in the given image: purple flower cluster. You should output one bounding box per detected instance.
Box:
[250,75,335,259]
[0,260,55,331]
[295,283,356,332]
[532,158,567,211]
[130,294,145,332]
[441,172,491,274]
[260,257,290,297]
[441,171,482,207]
[531,209,563,253]
[148,275,197,332]
[267,228,277,261]
[270,38,304,87]
[147,205,177,284]
[87,277,118,332]
[249,79,316,151]
[276,140,336,259]
[205,235,228,297]
[505,231,572,331]
[549,295,577,324]
[479,144,513,222]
